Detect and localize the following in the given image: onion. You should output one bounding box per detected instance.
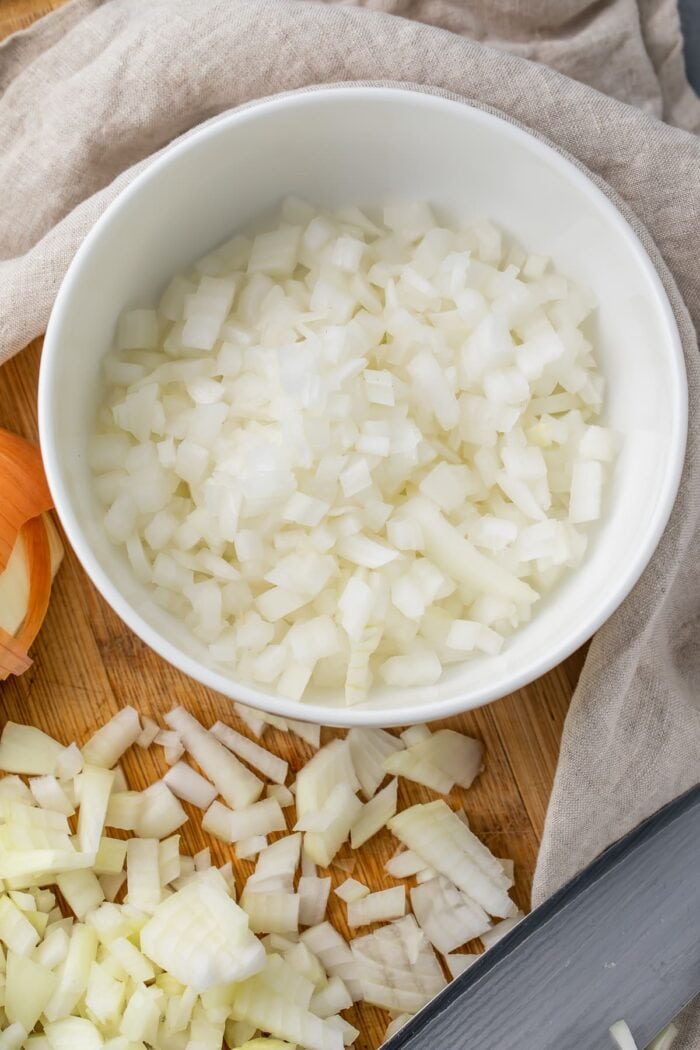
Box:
[480,913,524,948]
[267,783,295,807]
[310,975,353,1018]
[301,923,363,1002]
[0,430,59,682]
[384,1014,412,1041]
[163,760,218,809]
[0,699,529,1047]
[350,778,398,848]
[444,952,480,978]
[95,206,614,707]
[385,849,430,879]
[164,707,263,809]
[609,1022,642,1050]
[350,915,445,1014]
[141,876,265,992]
[211,720,289,783]
[334,878,370,904]
[385,729,483,794]
[410,875,491,953]
[388,801,516,918]
[295,739,359,818]
[76,766,114,854]
[347,728,403,800]
[0,723,64,776]
[29,776,75,817]
[302,784,363,867]
[55,870,104,921]
[134,780,187,839]
[298,876,332,928]
[81,707,141,769]
[347,886,406,928]
[202,797,285,844]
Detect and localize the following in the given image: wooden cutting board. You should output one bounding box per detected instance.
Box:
[0,4,584,1046]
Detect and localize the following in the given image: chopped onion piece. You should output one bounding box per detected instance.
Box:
[134,780,187,839]
[135,715,159,749]
[388,801,516,918]
[55,743,83,781]
[350,778,398,848]
[56,869,104,921]
[81,707,141,768]
[445,952,480,979]
[350,915,445,1014]
[411,875,491,953]
[241,888,300,934]
[140,876,265,992]
[203,797,285,843]
[234,702,267,738]
[0,723,64,776]
[310,975,353,1018]
[163,760,217,810]
[126,838,161,913]
[385,849,430,879]
[165,707,263,810]
[301,922,362,1002]
[480,913,524,948]
[267,783,295,807]
[303,784,363,867]
[211,720,289,783]
[77,766,115,854]
[298,876,331,928]
[347,728,403,801]
[105,791,143,832]
[347,886,406,928]
[609,1021,642,1050]
[384,1014,413,1041]
[400,725,431,747]
[5,951,57,1032]
[237,835,268,860]
[334,878,370,903]
[295,739,359,818]
[29,776,75,816]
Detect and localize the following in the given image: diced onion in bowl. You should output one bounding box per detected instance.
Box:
[93,202,616,706]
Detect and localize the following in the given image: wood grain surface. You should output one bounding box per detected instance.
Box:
[0,3,584,1047]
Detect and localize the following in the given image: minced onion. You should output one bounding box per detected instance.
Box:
[93,202,617,705]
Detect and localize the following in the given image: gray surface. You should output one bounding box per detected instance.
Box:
[680,0,700,93]
[385,786,700,1050]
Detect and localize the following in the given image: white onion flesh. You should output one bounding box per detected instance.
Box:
[0,702,522,1049]
[94,203,615,707]
[163,760,218,809]
[350,915,445,1014]
[81,707,141,769]
[165,706,263,809]
[347,886,406,928]
[211,720,289,783]
[334,878,370,904]
[388,801,516,918]
[410,875,491,953]
[444,952,480,978]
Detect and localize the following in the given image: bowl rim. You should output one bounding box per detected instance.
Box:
[38,84,688,727]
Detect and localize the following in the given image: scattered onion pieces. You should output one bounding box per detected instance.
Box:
[0,707,523,1048]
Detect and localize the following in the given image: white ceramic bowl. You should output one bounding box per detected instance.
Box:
[39,86,687,727]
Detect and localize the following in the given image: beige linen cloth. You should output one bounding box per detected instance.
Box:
[1,0,699,1042]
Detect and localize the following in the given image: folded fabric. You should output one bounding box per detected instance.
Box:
[1,0,698,1041]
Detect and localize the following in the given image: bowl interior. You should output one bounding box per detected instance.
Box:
[39,88,686,725]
